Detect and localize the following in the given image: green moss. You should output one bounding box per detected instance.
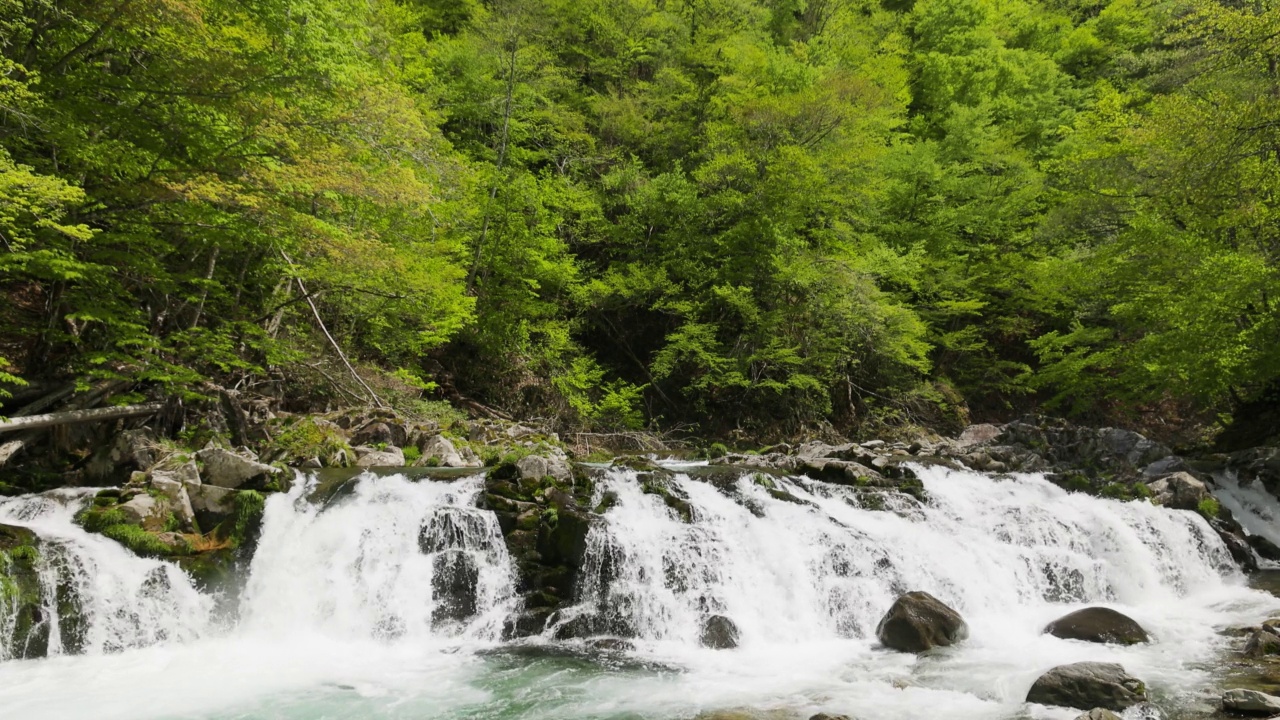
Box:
[7,545,37,564]
[102,524,188,557]
[270,417,352,466]
[228,490,265,549]
[751,473,777,490]
[707,443,729,459]
[78,506,127,533]
[402,445,421,464]
[1198,497,1221,520]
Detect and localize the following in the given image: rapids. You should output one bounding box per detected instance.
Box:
[0,465,1276,720]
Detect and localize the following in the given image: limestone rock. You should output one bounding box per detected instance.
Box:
[1145,472,1209,511]
[355,445,405,467]
[1025,662,1147,711]
[1044,607,1150,645]
[700,614,740,649]
[876,591,968,653]
[1222,688,1280,715]
[196,447,279,489]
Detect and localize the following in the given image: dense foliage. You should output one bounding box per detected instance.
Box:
[1,0,1276,438]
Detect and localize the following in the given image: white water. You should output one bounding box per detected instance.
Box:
[0,489,212,660]
[0,467,1276,720]
[1211,471,1280,554]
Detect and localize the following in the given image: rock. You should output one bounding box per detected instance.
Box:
[700,614,740,649]
[516,453,572,483]
[1073,710,1121,720]
[1213,519,1260,572]
[148,473,196,530]
[116,493,160,525]
[416,435,481,468]
[431,550,479,625]
[1245,627,1280,657]
[1249,534,1280,561]
[1145,472,1209,511]
[351,420,407,448]
[957,424,1002,448]
[1222,688,1280,715]
[586,637,635,652]
[197,447,279,489]
[875,591,968,653]
[354,445,405,467]
[1142,456,1188,477]
[1025,662,1147,711]
[1044,607,1150,645]
[810,715,853,720]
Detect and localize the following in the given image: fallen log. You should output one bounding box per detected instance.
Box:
[0,402,164,434]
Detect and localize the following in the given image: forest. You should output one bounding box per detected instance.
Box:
[1,0,1277,443]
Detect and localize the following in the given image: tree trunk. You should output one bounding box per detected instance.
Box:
[0,402,164,434]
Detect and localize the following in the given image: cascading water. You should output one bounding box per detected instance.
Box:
[0,465,1276,720]
[1210,471,1280,555]
[0,489,212,660]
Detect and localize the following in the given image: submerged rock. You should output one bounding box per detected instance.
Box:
[1073,710,1121,720]
[1025,661,1147,711]
[875,591,968,653]
[700,614,740,649]
[1044,607,1149,645]
[1222,687,1280,715]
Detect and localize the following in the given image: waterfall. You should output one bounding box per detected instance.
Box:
[239,473,516,642]
[0,465,1276,720]
[564,464,1236,647]
[1212,471,1280,555]
[0,490,212,659]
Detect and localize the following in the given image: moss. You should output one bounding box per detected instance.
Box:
[751,473,777,490]
[1198,497,1221,520]
[102,524,188,557]
[270,417,352,466]
[228,490,265,549]
[402,445,422,464]
[78,506,127,533]
[7,545,37,564]
[707,443,729,460]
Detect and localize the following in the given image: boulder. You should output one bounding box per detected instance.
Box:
[351,421,407,448]
[116,493,160,525]
[1145,472,1209,511]
[1222,688,1280,715]
[416,435,482,468]
[1248,534,1280,561]
[1244,627,1280,657]
[1025,662,1147,711]
[148,474,196,530]
[197,447,280,489]
[1044,607,1149,645]
[430,550,479,625]
[516,452,572,483]
[355,445,405,467]
[1073,710,1121,720]
[810,715,853,720]
[875,591,968,653]
[700,614,740,649]
[957,424,1002,449]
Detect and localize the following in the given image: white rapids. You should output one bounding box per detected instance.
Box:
[0,465,1274,720]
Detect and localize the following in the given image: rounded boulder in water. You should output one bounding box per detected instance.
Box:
[1073,710,1121,720]
[1025,661,1147,711]
[875,590,968,653]
[700,614,740,649]
[1044,607,1149,645]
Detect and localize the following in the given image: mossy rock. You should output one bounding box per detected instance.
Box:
[0,524,45,659]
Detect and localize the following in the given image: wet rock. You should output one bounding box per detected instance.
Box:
[1244,627,1280,657]
[1073,710,1121,720]
[1213,519,1260,572]
[354,445,405,467]
[700,614,740,649]
[1025,661,1147,711]
[810,715,853,720]
[876,591,968,653]
[1248,534,1280,561]
[1222,688,1280,715]
[1142,456,1188,477]
[1044,607,1149,645]
[1145,472,1209,511]
[585,637,635,652]
[188,484,237,530]
[197,447,280,489]
[431,550,479,625]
